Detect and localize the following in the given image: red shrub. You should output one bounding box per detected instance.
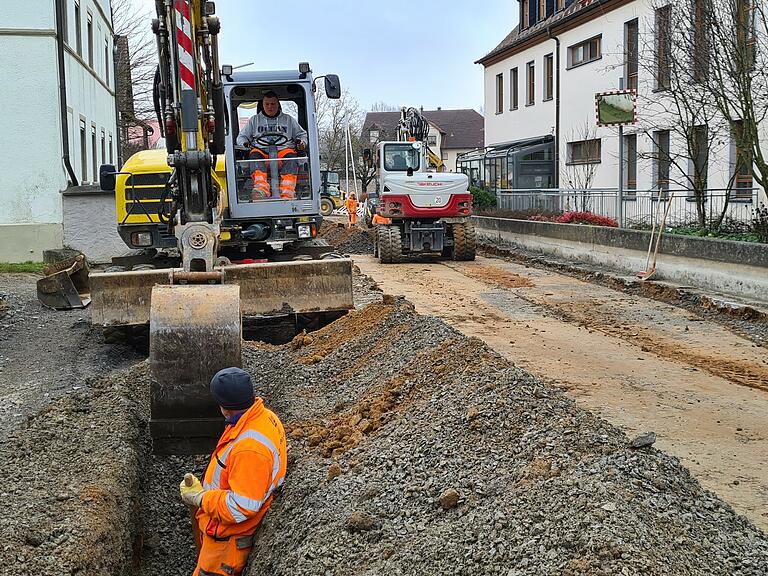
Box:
[555,211,618,227]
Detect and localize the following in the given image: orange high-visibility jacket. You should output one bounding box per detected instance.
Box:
[372,213,391,225]
[345,198,358,214]
[198,398,287,539]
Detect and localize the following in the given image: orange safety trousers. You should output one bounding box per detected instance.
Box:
[249,147,298,200]
[193,533,253,576]
[345,199,358,226]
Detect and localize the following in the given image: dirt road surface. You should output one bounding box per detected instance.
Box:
[352,253,768,531]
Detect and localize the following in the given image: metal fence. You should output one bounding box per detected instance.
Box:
[494,188,763,229]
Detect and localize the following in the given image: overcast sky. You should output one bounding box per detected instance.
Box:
[135,0,518,113]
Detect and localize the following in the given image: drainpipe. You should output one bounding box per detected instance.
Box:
[548,26,560,189]
[112,37,123,168]
[55,0,79,186]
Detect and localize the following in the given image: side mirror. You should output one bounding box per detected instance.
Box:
[324,74,341,99]
[99,164,116,191]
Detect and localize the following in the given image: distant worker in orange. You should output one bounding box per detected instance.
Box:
[179,367,287,576]
[345,193,359,228]
[371,204,391,226]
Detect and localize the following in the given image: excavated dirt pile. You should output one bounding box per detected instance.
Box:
[320,222,375,254]
[0,363,150,575]
[2,272,767,575]
[244,300,768,575]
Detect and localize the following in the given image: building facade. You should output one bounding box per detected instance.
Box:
[471,0,766,222]
[0,0,117,261]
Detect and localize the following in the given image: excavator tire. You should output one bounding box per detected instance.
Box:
[378,225,402,264]
[320,197,334,216]
[451,222,476,261]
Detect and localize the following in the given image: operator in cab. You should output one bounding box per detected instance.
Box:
[237,91,308,201]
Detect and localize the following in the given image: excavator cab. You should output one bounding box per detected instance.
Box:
[226,74,318,218]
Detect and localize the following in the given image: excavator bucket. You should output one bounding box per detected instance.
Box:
[150,284,242,454]
[37,254,91,310]
[89,259,354,326]
[89,258,353,453]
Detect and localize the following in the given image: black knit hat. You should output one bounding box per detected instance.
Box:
[210,367,255,410]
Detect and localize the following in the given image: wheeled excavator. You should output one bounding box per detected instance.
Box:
[92,0,353,453]
[369,107,476,263]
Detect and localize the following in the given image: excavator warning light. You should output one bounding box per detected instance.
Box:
[407,137,416,141]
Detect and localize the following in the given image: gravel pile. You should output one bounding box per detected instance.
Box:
[320,222,375,254]
[241,300,768,576]
[0,363,150,576]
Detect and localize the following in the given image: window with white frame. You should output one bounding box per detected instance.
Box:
[567,139,601,164]
[496,73,504,113]
[510,67,518,110]
[526,61,535,105]
[568,36,601,68]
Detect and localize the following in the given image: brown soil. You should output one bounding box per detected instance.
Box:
[288,335,499,458]
[459,262,535,289]
[352,253,768,531]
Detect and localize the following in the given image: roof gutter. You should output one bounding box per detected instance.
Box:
[547,26,561,188]
[477,0,628,67]
[54,0,79,186]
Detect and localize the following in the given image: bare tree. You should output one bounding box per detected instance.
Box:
[369,101,399,112]
[112,0,157,162]
[636,0,730,227]
[316,89,363,173]
[561,120,600,211]
[704,0,768,189]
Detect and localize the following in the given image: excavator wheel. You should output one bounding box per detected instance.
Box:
[320,197,334,216]
[451,222,476,261]
[378,225,402,264]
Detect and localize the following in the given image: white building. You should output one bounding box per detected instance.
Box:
[0,0,117,261]
[470,0,766,225]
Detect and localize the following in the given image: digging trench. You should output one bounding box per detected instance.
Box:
[1,225,767,575]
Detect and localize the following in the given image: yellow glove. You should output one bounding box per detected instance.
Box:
[180,473,204,508]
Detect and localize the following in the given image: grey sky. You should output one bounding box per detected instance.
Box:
[136,0,518,112]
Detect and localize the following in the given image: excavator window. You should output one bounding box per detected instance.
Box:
[383,143,420,172]
[230,85,311,203]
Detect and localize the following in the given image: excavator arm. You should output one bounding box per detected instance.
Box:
[153,0,224,271]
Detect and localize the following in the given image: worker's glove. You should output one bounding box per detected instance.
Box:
[180,473,204,508]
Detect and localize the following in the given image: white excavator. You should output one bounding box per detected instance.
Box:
[368,107,476,263]
[91,0,353,453]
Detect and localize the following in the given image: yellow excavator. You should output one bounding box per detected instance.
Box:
[93,0,353,453]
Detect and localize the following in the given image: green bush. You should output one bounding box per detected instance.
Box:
[470,186,497,211]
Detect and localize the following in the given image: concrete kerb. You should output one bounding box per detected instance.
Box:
[472,216,768,303]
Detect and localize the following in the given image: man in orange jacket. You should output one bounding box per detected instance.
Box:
[180,367,287,576]
[344,193,358,228]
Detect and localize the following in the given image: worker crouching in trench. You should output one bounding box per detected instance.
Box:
[179,367,287,576]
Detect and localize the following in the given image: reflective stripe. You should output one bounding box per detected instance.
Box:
[225,492,248,523]
[206,428,284,522]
